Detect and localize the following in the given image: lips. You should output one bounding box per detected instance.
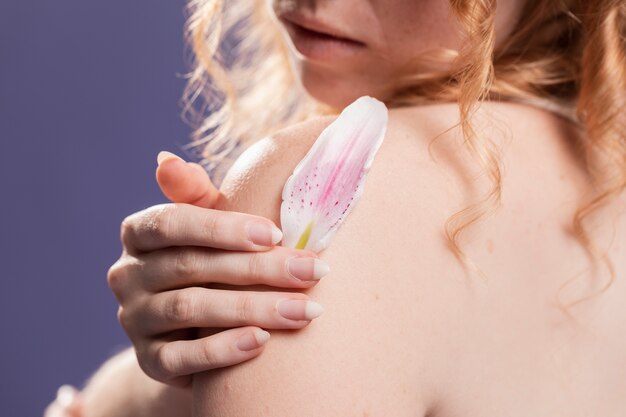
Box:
[278,13,365,46]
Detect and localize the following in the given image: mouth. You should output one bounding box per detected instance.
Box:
[278,13,366,46]
[278,13,367,61]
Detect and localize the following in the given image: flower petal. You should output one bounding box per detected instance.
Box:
[280,95,388,253]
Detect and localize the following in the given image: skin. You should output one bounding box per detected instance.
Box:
[193,103,626,416]
[49,0,626,416]
[191,0,626,415]
[271,0,526,108]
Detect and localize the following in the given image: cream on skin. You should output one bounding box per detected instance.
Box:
[271,0,527,109]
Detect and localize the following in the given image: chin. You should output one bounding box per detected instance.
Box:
[297,61,385,111]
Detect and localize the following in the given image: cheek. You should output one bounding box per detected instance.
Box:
[290,0,470,107]
[493,0,526,44]
[374,0,463,62]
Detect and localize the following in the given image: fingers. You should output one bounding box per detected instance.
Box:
[123,288,321,335]
[107,245,325,307]
[136,245,326,292]
[138,326,271,384]
[120,203,283,254]
[156,151,219,208]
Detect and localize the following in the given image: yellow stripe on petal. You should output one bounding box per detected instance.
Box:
[279,96,388,253]
[295,220,315,250]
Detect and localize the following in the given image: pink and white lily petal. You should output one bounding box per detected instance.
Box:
[280,95,389,253]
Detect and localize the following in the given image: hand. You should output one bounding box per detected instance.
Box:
[107,152,330,387]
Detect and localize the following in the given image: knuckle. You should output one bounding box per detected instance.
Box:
[200,211,221,244]
[234,293,255,324]
[122,204,177,249]
[120,216,137,249]
[107,256,144,299]
[173,248,197,279]
[199,341,219,368]
[145,204,176,241]
[165,289,196,325]
[106,261,124,292]
[154,344,179,379]
[247,252,265,282]
[116,306,129,331]
[134,349,155,380]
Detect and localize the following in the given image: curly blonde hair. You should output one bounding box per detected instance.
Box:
[181,0,626,313]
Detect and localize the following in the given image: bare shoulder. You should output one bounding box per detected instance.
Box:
[194,112,453,417]
[214,115,338,221]
[215,106,462,221]
[197,102,621,417]
[195,103,626,417]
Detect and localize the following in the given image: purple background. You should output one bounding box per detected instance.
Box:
[0,1,195,415]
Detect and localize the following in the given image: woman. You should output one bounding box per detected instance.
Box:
[48,0,626,416]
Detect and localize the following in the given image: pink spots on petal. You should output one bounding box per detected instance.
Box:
[279,98,388,253]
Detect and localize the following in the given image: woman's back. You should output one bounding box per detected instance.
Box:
[193,102,626,416]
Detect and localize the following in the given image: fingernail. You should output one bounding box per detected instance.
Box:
[287,257,330,281]
[237,329,270,351]
[157,151,183,165]
[277,299,324,320]
[246,222,283,246]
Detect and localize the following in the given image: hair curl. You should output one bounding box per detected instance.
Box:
[181,0,626,313]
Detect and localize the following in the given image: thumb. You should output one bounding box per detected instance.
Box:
[155,151,220,208]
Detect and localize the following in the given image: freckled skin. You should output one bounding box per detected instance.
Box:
[193,102,626,417]
[192,1,626,416]
[271,0,526,109]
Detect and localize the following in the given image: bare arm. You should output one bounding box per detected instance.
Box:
[78,347,191,417]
